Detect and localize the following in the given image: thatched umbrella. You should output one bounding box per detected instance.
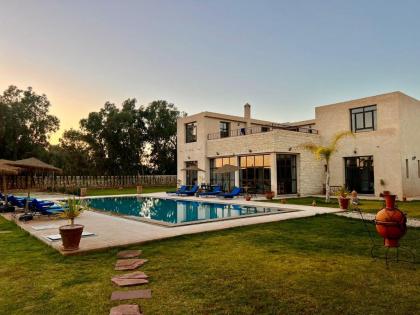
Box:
[0,163,21,203]
[180,165,206,172]
[5,158,62,203]
[214,164,238,174]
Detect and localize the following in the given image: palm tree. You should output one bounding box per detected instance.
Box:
[300,131,354,203]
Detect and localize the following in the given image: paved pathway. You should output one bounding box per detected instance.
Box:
[336,211,420,228]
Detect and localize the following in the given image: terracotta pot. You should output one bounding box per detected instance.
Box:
[380,190,391,197]
[338,197,350,210]
[59,224,84,251]
[375,194,407,247]
[245,195,251,201]
[265,191,274,200]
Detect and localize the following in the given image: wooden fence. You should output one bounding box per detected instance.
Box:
[1,175,177,190]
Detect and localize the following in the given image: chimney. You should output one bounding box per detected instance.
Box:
[244,103,251,120]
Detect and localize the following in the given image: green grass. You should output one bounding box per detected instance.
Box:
[85,186,176,196]
[268,197,420,219]
[0,214,419,314]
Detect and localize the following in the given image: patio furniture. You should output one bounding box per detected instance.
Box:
[167,185,187,195]
[219,187,241,199]
[177,185,199,196]
[198,185,222,197]
[30,199,66,215]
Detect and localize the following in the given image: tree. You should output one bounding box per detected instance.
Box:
[144,100,184,174]
[300,131,354,202]
[0,85,59,160]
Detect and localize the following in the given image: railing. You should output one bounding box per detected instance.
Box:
[207,125,317,140]
[1,175,177,190]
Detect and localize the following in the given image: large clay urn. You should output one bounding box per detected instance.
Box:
[375,194,407,247]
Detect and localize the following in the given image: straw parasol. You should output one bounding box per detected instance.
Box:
[0,162,21,203]
[4,158,62,206]
[180,165,206,172]
[214,164,239,174]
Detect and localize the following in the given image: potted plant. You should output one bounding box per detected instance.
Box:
[59,198,86,251]
[335,186,350,210]
[265,191,275,200]
[245,194,252,201]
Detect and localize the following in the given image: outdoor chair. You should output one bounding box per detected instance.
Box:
[177,185,199,196]
[218,187,241,199]
[167,185,187,195]
[30,199,66,215]
[198,185,222,197]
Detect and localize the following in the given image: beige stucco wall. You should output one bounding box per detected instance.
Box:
[315,92,403,197]
[398,93,420,197]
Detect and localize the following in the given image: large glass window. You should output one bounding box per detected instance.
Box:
[220,122,230,138]
[350,105,377,132]
[210,157,236,191]
[345,156,374,194]
[185,122,197,143]
[185,161,198,186]
[239,154,271,193]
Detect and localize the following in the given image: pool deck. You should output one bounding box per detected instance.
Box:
[2,192,342,255]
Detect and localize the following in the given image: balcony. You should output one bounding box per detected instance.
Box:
[207,125,318,140]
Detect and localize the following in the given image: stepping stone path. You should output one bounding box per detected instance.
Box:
[115,259,148,271]
[111,289,152,301]
[112,272,149,287]
[109,304,143,315]
[110,250,152,314]
[117,250,142,259]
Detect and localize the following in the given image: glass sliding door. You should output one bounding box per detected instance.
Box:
[185,161,198,186]
[276,154,297,194]
[239,154,271,193]
[210,157,236,191]
[344,156,374,194]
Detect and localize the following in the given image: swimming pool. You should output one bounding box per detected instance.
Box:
[86,197,297,226]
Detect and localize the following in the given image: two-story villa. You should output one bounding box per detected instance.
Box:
[177,91,420,198]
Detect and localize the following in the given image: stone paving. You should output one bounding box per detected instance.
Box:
[336,211,420,228]
[1,192,342,254]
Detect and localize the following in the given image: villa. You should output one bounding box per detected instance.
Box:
[177,91,420,198]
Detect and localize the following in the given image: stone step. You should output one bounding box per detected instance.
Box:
[111,289,152,301]
[109,304,142,315]
[115,259,148,271]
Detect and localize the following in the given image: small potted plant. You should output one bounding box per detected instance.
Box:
[245,194,252,201]
[335,186,350,210]
[59,198,86,251]
[265,191,275,200]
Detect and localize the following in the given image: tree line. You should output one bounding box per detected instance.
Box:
[0,85,185,175]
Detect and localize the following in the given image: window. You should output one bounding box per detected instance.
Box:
[210,156,236,191]
[406,159,409,178]
[185,122,197,143]
[220,122,230,138]
[350,105,377,132]
[185,161,198,186]
[239,154,271,193]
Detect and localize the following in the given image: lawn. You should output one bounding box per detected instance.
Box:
[0,214,419,315]
[268,197,420,219]
[86,185,176,196]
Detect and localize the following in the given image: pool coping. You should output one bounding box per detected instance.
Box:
[84,194,303,227]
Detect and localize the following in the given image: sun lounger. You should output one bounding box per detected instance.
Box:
[198,185,222,197]
[177,185,199,196]
[167,185,187,194]
[218,187,241,199]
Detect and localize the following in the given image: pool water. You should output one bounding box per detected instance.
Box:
[87,197,290,225]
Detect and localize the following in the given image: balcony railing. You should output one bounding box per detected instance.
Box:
[207,125,318,140]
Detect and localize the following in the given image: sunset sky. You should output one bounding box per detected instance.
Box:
[1,0,420,144]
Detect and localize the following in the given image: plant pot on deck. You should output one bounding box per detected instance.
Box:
[265,191,275,200]
[338,197,350,210]
[59,224,84,251]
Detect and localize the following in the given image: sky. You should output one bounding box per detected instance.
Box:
[1,0,420,144]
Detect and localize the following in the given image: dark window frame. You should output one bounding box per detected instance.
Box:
[185,122,197,143]
[219,121,230,138]
[350,105,377,133]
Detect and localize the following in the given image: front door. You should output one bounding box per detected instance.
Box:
[276,154,297,194]
[344,156,374,194]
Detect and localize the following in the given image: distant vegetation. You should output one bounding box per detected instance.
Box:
[0,85,185,175]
